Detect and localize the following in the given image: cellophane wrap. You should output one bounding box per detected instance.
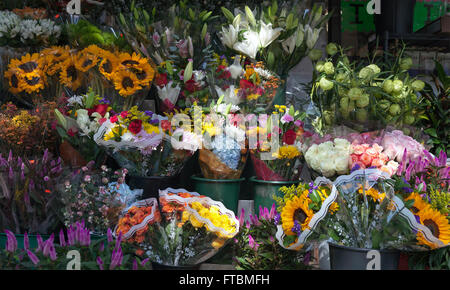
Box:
[198,148,248,180]
[116,188,240,266]
[276,169,448,251]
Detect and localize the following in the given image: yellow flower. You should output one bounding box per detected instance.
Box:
[98,50,120,81]
[273,145,301,159]
[281,192,314,236]
[247,94,259,101]
[74,49,100,72]
[21,71,45,94]
[211,238,226,249]
[358,187,386,203]
[104,125,126,141]
[143,123,160,135]
[416,206,450,249]
[59,57,84,91]
[112,69,142,97]
[190,215,204,228]
[405,192,431,215]
[4,69,23,94]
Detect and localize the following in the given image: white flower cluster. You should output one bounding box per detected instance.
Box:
[0,11,61,46]
[305,138,351,178]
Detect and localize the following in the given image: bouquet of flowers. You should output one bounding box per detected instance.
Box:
[219,2,329,78]
[0,102,60,158]
[198,99,248,179]
[115,188,239,267]
[0,10,61,48]
[249,105,307,181]
[209,54,282,114]
[311,44,426,132]
[60,163,142,236]
[4,45,155,107]
[233,204,312,270]
[0,149,64,235]
[276,169,449,252]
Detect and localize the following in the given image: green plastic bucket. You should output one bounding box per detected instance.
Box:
[250,176,301,213]
[0,233,51,249]
[191,175,245,214]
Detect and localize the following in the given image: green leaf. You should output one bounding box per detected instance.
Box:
[221,7,235,23]
[425,128,438,138]
[202,11,212,22]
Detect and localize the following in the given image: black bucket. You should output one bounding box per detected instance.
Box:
[127,175,179,200]
[329,243,400,270]
[151,262,201,270]
[375,0,416,35]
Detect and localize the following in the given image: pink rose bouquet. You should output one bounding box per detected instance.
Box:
[381,130,426,163]
[350,143,399,176]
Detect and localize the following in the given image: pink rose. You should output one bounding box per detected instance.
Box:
[371,158,386,168]
[372,143,384,154]
[352,145,366,155]
[366,147,379,158]
[360,153,373,167]
[380,165,394,176]
[379,152,389,163]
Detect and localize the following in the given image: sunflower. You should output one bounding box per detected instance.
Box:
[112,69,143,97]
[4,69,23,94]
[40,46,70,75]
[132,61,155,87]
[317,188,340,214]
[405,192,431,215]
[358,186,386,203]
[281,192,314,236]
[118,52,148,70]
[82,45,107,59]
[21,71,45,94]
[416,207,450,249]
[97,50,120,81]
[59,58,84,91]
[74,49,100,72]
[8,53,44,78]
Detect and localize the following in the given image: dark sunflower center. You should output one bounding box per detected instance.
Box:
[11,74,19,88]
[136,70,147,80]
[82,59,93,68]
[102,60,112,73]
[122,60,139,66]
[67,65,77,80]
[122,77,134,89]
[294,208,307,224]
[19,61,38,73]
[25,76,40,86]
[423,219,440,237]
[55,53,62,57]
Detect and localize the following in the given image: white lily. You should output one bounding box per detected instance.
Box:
[305,25,322,49]
[157,81,181,106]
[258,22,283,48]
[233,30,259,59]
[282,30,298,55]
[228,55,243,79]
[215,85,241,106]
[220,24,239,49]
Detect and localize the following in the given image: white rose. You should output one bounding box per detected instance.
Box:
[335,156,350,175]
[319,159,336,177]
[318,141,334,152]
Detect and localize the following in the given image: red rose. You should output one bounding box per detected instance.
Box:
[120,111,129,119]
[128,119,143,135]
[88,104,109,117]
[155,73,168,88]
[216,65,231,79]
[67,128,78,137]
[282,129,297,145]
[161,120,172,132]
[110,115,118,123]
[184,79,201,93]
[240,79,255,90]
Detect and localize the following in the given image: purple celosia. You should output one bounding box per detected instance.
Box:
[24,232,30,250]
[248,235,259,251]
[97,256,104,270]
[27,250,40,265]
[269,203,277,220]
[238,208,245,227]
[5,230,17,253]
[59,229,66,247]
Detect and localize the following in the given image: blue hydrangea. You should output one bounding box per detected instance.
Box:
[211,135,241,170]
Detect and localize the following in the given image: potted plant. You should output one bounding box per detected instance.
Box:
[0,149,64,249]
[115,189,240,269]
[248,105,307,213]
[191,99,248,214]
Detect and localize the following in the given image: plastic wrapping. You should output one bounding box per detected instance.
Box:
[115,188,239,266]
[199,148,247,180]
[276,169,449,251]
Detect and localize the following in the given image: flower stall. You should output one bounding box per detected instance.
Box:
[0,0,448,272]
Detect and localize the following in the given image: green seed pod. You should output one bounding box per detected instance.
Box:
[356,94,370,108]
[348,100,356,112]
[359,67,374,80]
[315,60,325,72]
[356,108,368,122]
[319,77,333,91]
[326,43,338,56]
[403,114,415,125]
[393,80,404,93]
[348,87,363,101]
[308,49,323,61]
[340,97,349,111]
[389,104,401,116]
[383,80,394,93]
[323,62,335,75]
[340,107,350,119]
[378,99,391,111]
[323,110,333,125]
[411,80,425,92]
[400,57,413,70]
[367,64,381,74]
[335,73,347,83]
[338,86,348,98]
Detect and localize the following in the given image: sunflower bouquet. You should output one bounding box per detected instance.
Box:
[209,54,282,114]
[248,105,307,181]
[4,45,155,108]
[115,188,240,267]
[276,169,449,252]
[197,99,248,179]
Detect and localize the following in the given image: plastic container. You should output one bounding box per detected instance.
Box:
[250,176,301,213]
[127,175,179,200]
[329,243,400,270]
[191,175,244,214]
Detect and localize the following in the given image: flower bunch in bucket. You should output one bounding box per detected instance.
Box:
[115,189,239,267]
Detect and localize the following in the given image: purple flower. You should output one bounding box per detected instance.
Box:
[24,232,30,250]
[274,213,281,225]
[36,234,44,252]
[351,163,361,172]
[27,250,40,265]
[291,220,302,236]
[281,113,294,124]
[107,228,114,243]
[238,208,245,227]
[110,247,123,270]
[141,258,150,267]
[269,203,277,220]
[59,230,66,247]
[97,256,104,270]
[248,235,259,250]
[263,207,270,220]
[5,230,17,253]
[132,259,138,270]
